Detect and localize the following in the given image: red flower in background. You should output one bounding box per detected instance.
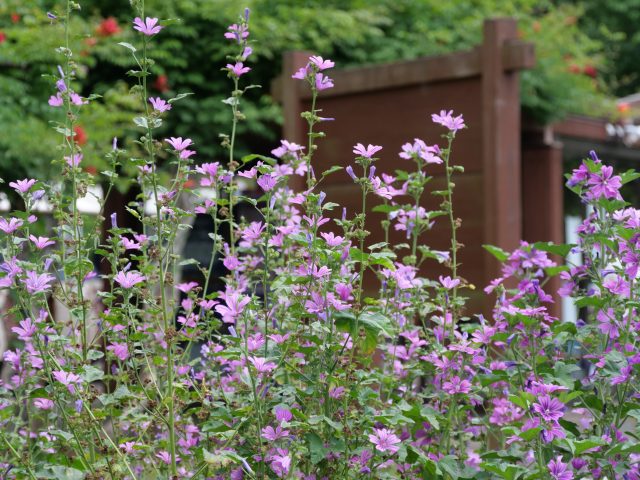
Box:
[583,65,597,78]
[73,126,88,146]
[97,17,121,37]
[0,32,6,44]
[154,74,170,93]
[10,13,20,24]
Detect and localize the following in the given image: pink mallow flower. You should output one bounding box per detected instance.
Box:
[215,292,250,324]
[262,425,289,441]
[133,17,163,36]
[315,73,333,91]
[52,370,82,394]
[29,235,55,249]
[34,398,54,410]
[432,109,465,132]
[226,62,251,77]
[353,143,382,158]
[442,376,471,394]
[107,342,129,361]
[9,178,36,194]
[25,271,55,294]
[369,428,401,454]
[149,97,171,112]
[249,356,276,374]
[11,318,37,341]
[114,271,146,289]
[165,137,193,151]
[548,457,573,480]
[0,217,23,234]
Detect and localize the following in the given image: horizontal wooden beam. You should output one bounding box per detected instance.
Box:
[271,40,533,102]
[552,115,609,141]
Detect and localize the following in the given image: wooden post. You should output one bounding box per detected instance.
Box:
[522,129,564,318]
[482,18,524,283]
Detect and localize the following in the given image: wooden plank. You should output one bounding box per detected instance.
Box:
[552,115,609,141]
[272,41,533,102]
[482,18,523,288]
[522,144,563,318]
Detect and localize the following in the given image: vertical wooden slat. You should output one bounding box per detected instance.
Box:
[522,142,564,318]
[482,18,523,284]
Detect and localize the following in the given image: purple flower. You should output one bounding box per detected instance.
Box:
[321,232,344,247]
[275,406,292,423]
[270,450,291,477]
[34,398,54,410]
[176,282,198,293]
[261,425,289,441]
[133,17,163,36]
[432,109,465,132]
[309,56,335,71]
[48,93,63,107]
[25,271,55,294]
[439,275,460,289]
[346,165,357,181]
[29,235,55,249]
[9,178,36,194]
[597,308,619,339]
[114,271,146,289]
[532,395,565,422]
[398,138,442,164]
[52,370,82,394]
[106,342,129,361]
[548,456,573,480]
[353,143,382,158]
[11,318,37,341]
[155,451,180,465]
[149,97,172,112]
[249,356,277,374]
[587,165,622,200]
[292,66,310,80]
[241,46,253,60]
[442,376,471,394]
[226,62,251,77]
[567,162,590,187]
[165,137,193,151]
[0,217,23,234]
[315,73,334,91]
[65,153,82,167]
[215,292,250,324]
[224,23,249,43]
[257,173,277,192]
[369,428,401,454]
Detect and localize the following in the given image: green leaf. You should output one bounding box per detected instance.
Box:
[118,42,137,53]
[168,92,193,104]
[483,244,509,261]
[320,165,343,178]
[81,365,104,383]
[420,406,441,430]
[621,169,640,185]
[306,432,327,465]
[533,241,573,257]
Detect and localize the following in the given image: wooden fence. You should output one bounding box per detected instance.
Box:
[272,18,549,316]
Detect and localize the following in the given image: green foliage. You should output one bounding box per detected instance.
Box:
[0,0,614,187]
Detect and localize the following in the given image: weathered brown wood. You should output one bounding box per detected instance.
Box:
[481,18,523,286]
[522,143,564,318]
[552,115,609,141]
[272,41,533,102]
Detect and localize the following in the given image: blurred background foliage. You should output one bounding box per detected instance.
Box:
[0,0,627,187]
